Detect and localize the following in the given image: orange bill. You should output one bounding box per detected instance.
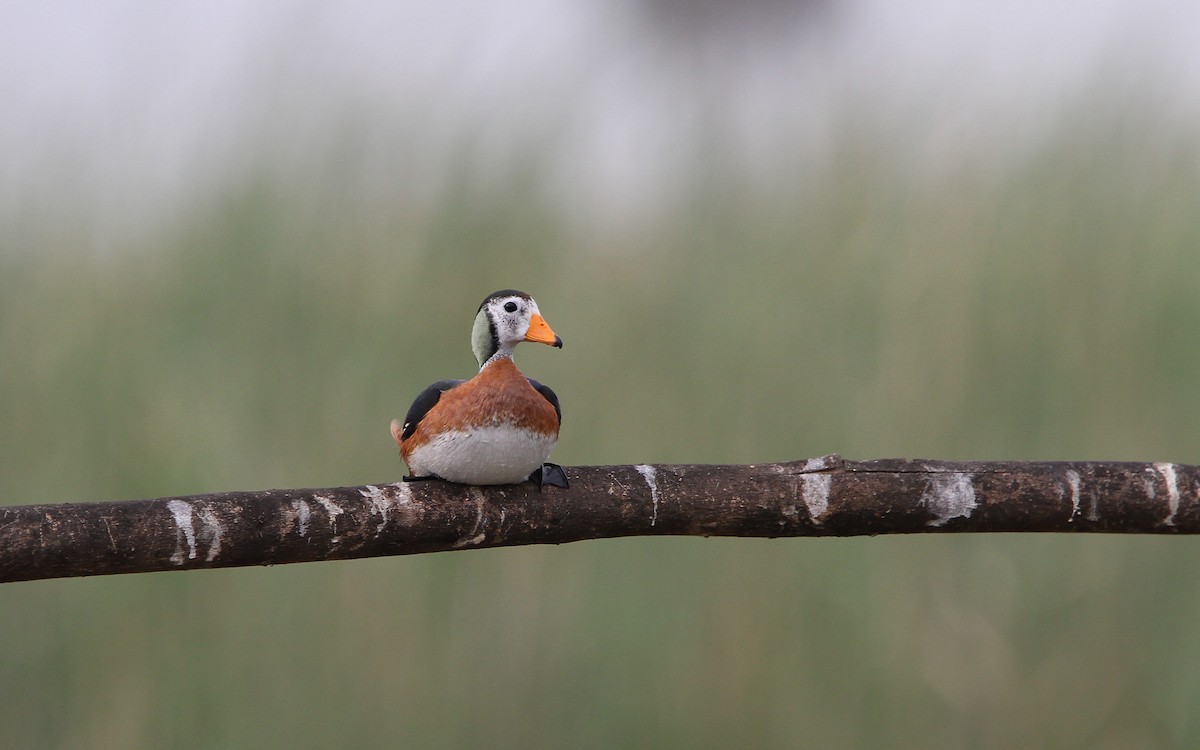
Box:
[524,312,563,347]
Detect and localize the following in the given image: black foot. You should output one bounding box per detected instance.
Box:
[402,474,441,483]
[529,462,569,489]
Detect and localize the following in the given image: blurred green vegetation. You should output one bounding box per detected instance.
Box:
[3,97,1200,749]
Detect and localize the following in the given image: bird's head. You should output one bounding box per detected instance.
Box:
[471,289,562,368]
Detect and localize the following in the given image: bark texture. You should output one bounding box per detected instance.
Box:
[2,456,1198,583]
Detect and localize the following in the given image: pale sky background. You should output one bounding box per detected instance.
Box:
[2,0,1198,241]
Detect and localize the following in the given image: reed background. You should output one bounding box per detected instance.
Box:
[3,2,1200,747]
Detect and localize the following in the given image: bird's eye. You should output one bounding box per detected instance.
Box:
[504,301,518,313]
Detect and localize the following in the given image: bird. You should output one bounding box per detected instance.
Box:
[390,290,568,487]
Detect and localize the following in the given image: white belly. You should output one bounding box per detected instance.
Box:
[407,425,557,485]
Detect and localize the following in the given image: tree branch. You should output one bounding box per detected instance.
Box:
[2,456,1197,583]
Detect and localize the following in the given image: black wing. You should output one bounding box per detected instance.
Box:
[401,379,465,440]
[526,378,562,426]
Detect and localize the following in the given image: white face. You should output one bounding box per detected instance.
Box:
[471,294,539,365]
[488,295,540,346]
